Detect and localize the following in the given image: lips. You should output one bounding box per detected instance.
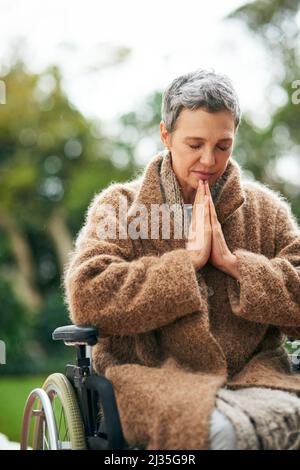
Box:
[192,171,215,180]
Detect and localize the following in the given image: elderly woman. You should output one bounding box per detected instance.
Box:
[64,69,300,450]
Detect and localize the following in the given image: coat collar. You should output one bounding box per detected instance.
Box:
[127,150,246,250]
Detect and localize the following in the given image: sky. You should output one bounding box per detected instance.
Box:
[0,0,277,127]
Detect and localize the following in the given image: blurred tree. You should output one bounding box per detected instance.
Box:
[0,278,33,374]
[0,59,136,314]
[226,0,300,220]
[114,90,164,169]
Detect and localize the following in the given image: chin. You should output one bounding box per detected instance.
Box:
[209,173,220,186]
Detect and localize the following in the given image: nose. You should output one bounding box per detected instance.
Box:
[199,146,215,167]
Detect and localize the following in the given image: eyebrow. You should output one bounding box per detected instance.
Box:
[184,136,233,142]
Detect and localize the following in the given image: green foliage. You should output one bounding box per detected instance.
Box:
[0,60,134,229]
[33,289,70,356]
[227,0,300,30]
[226,0,300,222]
[0,278,34,374]
[0,58,138,375]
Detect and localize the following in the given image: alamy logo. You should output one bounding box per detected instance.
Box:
[0,340,6,364]
[94,196,196,242]
[291,80,300,105]
[0,80,6,104]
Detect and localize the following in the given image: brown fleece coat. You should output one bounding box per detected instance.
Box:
[63,151,300,450]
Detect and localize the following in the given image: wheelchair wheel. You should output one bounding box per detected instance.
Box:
[21,373,86,450]
[40,373,86,450]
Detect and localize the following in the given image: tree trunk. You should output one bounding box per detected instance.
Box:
[47,207,73,274]
[0,214,42,311]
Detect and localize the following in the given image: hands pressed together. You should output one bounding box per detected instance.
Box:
[186,179,240,281]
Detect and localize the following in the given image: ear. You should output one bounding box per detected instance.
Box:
[159,120,170,149]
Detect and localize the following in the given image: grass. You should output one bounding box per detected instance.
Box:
[0,374,47,443]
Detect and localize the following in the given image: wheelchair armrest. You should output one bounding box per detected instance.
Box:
[52,325,98,346]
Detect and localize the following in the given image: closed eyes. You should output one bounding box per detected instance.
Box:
[189,144,230,152]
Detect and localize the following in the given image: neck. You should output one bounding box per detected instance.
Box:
[180,184,197,205]
[174,172,199,205]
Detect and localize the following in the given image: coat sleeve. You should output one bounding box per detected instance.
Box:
[63,187,205,337]
[227,201,300,335]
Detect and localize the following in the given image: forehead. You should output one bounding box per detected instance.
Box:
[175,107,235,138]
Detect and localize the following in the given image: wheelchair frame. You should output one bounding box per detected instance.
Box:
[20,325,133,450]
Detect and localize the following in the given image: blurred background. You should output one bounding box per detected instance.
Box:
[0,0,299,445]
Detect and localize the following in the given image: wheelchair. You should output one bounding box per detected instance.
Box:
[20,325,300,450]
[20,325,137,450]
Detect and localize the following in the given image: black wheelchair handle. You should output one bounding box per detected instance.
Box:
[52,325,98,346]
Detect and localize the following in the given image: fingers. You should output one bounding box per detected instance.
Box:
[204,180,210,197]
[187,189,211,253]
[204,180,218,226]
[209,196,218,226]
[192,180,205,231]
[187,204,204,249]
[192,198,205,236]
[204,194,210,227]
[203,180,212,225]
[194,179,205,205]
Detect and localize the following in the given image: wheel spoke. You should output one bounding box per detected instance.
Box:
[58,407,64,431]
[58,399,63,440]
[52,393,71,449]
[42,420,49,450]
[62,410,69,441]
[44,433,49,450]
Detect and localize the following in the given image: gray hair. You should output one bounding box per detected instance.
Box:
[161,68,241,133]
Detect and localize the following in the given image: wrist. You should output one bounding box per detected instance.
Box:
[221,254,240,281]
[187,252,206,271]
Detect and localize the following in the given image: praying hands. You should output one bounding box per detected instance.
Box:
[186,179,240,281]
